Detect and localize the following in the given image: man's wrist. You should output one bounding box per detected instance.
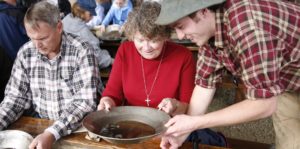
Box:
[43,131,56,143]
[45,127,60,141]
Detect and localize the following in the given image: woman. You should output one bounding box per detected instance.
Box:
[97,1,227,147]
[97,1,195,116]
[62,0,113,69]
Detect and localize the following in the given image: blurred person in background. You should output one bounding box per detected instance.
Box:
[57,0,71,18]
[86,0,107,28]
[16,0,39,12]
[62,0,114,69]
[101,0,112,15]
[99,0,132,33]
[46,0,71,18]
[0,0,29,101]
[16,0,71,18]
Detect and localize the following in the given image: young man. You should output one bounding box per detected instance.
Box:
[0,1,101,148]
[155,0,300,149]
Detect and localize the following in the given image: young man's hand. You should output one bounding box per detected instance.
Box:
[29,131,55,149]
[164,114,199,137]
[160,133,189,149]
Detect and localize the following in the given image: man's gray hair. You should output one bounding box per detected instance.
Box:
[24,1,60,29]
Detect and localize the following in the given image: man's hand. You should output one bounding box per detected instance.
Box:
[164,114,199,137]
[160,133,189,149]
[29,131,55,149]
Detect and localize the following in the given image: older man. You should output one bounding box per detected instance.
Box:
[156,0,300,149]
[0,1,101,149]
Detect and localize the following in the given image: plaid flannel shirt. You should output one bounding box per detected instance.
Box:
[196,0,300,99]
[0,32,101,139]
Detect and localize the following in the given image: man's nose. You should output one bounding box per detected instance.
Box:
[35,41,42,49]
[175,29,185,40]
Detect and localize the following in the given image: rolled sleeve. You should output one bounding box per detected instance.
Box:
[195,45,224,88]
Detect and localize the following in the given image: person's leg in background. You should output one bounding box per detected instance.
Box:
[0,46,13,102]
[272,92,300,149]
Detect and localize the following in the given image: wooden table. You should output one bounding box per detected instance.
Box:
[7,116,229,149]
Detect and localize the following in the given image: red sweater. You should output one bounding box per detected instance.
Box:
[102,41,196,108]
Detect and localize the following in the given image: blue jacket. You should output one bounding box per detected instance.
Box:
[101,0,132,26]
[0,2,28,60]
[87,2,105,27]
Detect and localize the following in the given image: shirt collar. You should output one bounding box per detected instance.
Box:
[59,32,68,58]
[214,7,229,49]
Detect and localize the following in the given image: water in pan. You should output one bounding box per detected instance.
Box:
[99,120,156,139]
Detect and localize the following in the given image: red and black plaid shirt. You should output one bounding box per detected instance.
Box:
[195,0,300,99]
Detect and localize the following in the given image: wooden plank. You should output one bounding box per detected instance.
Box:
[226,138,271,149]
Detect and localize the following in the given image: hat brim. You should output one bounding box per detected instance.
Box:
[155,0,226,25]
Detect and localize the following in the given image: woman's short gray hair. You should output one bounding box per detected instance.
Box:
[124,1,171,40]
[24,1,60,29]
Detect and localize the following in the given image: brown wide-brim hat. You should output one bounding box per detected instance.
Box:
[155,0,226,25]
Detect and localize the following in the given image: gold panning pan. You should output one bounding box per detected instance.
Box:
[82,106,170,144]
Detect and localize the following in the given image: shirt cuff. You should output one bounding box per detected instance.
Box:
[195,78,217,89]
[45,127,61,141]
[246,87,282,99]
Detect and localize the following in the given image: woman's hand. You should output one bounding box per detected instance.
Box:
[97,96,116,111]
[158,98,178,114]
[158,98,188,116]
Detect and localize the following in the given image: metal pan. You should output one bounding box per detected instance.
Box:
[0,130,33,149]
[82,106,170,144]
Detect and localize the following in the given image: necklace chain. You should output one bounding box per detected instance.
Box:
[141,44,165,106]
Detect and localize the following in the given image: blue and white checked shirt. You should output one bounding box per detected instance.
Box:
[0,32,101,140]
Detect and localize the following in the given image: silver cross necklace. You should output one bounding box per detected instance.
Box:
[140,44,165,106]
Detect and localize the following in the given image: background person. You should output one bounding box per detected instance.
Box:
[86,0,106,28]
[62,0,114,69]
[16,0,71,18]
[46,0,71,18]
[99,0,132,34]
[155,0,300,148]
[0,0,29,101]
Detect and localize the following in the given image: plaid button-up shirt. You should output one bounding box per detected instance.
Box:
[0,33,101,139]
[195,0,300,99]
